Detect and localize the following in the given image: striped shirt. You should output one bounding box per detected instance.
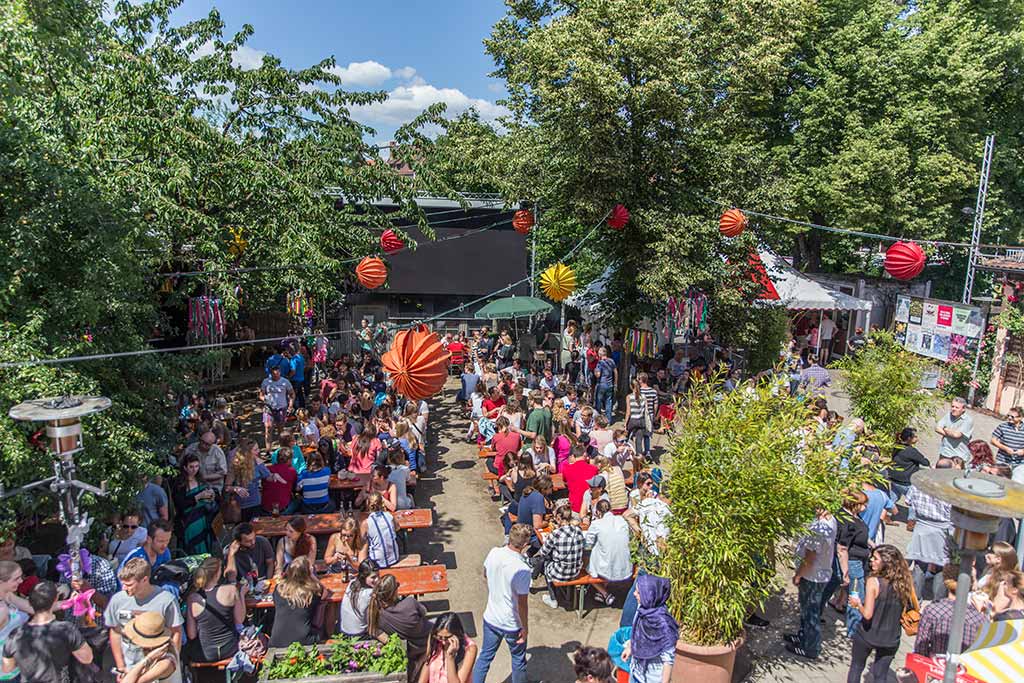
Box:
[297,467,331,505]
[992,421,1024,466]
[640,386,659,421]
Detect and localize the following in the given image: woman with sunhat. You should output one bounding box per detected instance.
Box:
[121,611,181,682]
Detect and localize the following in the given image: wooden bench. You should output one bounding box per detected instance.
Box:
[480,471,565,491]
[246,564,448,609]
[553,569,635,619]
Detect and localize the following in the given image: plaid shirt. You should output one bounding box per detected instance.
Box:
[914,599,988,658]
[540,524,585,581]
[59,555,118,629]
[906,486,952,525]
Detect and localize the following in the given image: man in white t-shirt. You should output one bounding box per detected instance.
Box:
[818,314,837,364]
[473,524,532,683]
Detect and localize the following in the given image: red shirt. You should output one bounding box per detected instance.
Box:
[563,459,599,513]
[261,462,297,512]
[492,431,522,461]
[448,341,465,358]
[586,348,599,371]
[482,397,505,417]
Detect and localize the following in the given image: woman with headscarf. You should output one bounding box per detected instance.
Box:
[622,575,679,683]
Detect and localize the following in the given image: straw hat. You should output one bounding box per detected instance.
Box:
[124,611,172,648]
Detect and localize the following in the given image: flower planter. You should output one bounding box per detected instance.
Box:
[259,645,406,683]
[671,633,745,683]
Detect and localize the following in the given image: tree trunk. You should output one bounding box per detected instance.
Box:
[794,221,823,271]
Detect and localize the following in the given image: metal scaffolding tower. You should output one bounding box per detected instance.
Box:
[962,134,996,304]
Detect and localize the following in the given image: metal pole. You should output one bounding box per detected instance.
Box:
[962,134,995,305]
[967,301,991,406]
[816,310,823,356]
[943,552,976,683]
[531,203,538,296]
[558,303,565,374]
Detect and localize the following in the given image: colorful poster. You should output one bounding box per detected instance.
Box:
[909,299,923,325]
[892,296,983,363]
[936,306,953,327]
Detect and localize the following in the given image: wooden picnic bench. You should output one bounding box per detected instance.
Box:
[251,509,432,537]
[552,567,637,619]
[245,564,448,609]
[481,471,566,491]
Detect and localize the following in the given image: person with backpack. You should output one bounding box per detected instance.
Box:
[1,581,92,682]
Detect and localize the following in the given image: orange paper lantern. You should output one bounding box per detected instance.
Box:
[607,204,630,230]
[380,229,405,254]
[355,257,387,289]
[719,208,748,238]
[513,210,535,234]
[381,324,451,400]
[884,241,926,280]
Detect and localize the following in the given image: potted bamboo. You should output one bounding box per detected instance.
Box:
[259,635,407,682]
[656,372,864,683]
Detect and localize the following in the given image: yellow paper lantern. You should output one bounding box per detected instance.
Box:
[540,263,576,302]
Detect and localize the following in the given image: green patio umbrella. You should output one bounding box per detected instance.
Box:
[474,296,553,319]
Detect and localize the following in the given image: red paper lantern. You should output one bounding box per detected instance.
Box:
[513,210,535,234]
[380,229,404,254]
[884,241,926,280]
[719,208,748,238]
[607,204,630,230]
[355,257,387,289]
[381,324,451,400]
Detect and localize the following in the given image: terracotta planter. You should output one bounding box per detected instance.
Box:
[671,633,745,683]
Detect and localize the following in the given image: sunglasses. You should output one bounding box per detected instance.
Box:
[119,524,139,530]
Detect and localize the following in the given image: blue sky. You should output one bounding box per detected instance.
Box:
[171,0,511,142]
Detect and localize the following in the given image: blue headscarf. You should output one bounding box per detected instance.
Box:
[631,574,679,661]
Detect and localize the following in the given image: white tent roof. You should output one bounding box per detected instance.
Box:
[759,249,873,312]
[566,250,873,314]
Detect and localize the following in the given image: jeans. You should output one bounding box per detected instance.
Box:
[846,630,898,683]
[912,561,948,602]
[889,482,916,521]
[798,579,827,657]
[845,559,865,636]
[629,424,651,457]
[472,620,527,683]
[820,550,842,615]
[619,569,648,627]
[596,385,614,423]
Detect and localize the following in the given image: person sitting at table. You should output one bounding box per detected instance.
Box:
[506,474,554,551]
[184,557,242,663]
[393,422,423,473]
[361,493,419,569]
[368,574,433,676]
[297,451,334,514]
[225,438,276,523]
[324,517,367,574]
[297,408,320,446]
[580,475,611,525]
[356,465,398,512]
[317,434,348,474]
[594,455,628,513]
[415,612,478,683]
[501,454,537,508]
[274,516,317,577]
[275,431,307,476]
[172,453,219,555]
[339,559,380,638]
[584,500,633,606]
[387,445,415,510]
[224,522,275,582]
[535,505,585,609]
[269,556,328,648]
[528,434,557,474]
[349,432,381,474]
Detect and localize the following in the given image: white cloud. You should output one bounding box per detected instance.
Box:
[328,61,393,87]
[393,66,418,81]
[231,45,267,71]
[351,83,509,128]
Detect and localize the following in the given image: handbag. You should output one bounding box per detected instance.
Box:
[221,492,242,524]
[901,584,921,636]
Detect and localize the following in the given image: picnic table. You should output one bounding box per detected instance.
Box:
[481,471,566,491]
[251,509,432,537]
[329,472,370,490]
[245,564,448,609]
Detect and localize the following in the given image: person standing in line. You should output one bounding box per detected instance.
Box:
[472,524,532,683]
[1,581,93,682]
[260,364,294,449]
[935,397,973,461]
[990,406,1024,468]
[784,508,837,660]
[291,344,308,409]
[905,458,955,601]
[593,347,618,424]
[846,545,915,683]
[818,313,837,364]
[105,558,183,678]
[887,428,929,510]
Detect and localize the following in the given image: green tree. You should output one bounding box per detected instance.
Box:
[0,0,445,514]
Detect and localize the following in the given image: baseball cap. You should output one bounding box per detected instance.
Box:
[586,475,606,488]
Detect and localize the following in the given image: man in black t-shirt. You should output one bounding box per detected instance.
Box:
[2,581,92,682]
[224,523,275,582]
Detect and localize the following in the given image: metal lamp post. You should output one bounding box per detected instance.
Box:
[6,396,110,581]
[912,469,1024,683]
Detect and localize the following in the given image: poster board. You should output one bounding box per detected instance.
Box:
[892,294,983,362]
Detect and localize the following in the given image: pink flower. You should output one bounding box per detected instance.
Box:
[1009,294,1019,303]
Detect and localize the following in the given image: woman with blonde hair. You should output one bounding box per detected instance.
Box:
[992,570,1024,621]
[846,545,916,683]
[225,438,275,522]
[269,556,326,648]
[979,542,1019,591]
[394,421,423,472]
[593,455,628,513]
[324,517,367,575]
[185,557,243,662]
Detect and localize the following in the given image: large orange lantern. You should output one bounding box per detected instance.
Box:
[380,229,405,254]
[355,257,387,289]
[884,241,926,280]
[513,210,535,235]
[607,204,630,230]
[719,208,748,238]
[381,324,451,400]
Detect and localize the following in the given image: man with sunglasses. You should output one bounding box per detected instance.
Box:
[106,513,147,566]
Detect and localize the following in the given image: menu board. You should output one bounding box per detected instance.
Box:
[892,295,983,362]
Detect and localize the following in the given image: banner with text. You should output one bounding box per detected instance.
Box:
[892,295,983,362]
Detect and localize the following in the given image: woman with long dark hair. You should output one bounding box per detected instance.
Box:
[274,516,317,576]
[348,432,380,474]
[846,544,915,683]
[368,574,433,676]
[415,612,478,683]
[338,559,380,637]
[172,453,218,555]
[185,557,242,662]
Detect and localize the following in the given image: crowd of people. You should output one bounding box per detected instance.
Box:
[0,319,1022,683]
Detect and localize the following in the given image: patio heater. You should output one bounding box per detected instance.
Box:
[6,396,110,581]
[913,469,1024,683]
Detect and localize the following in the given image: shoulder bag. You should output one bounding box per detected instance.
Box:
[901,584,921,636]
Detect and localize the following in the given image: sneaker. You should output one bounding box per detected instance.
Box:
[601,593,615,606]
[541,594,559,609]
[782,633,800,646]
[499,505,509,515]
[785,643,817,660]
[745,614,770,629]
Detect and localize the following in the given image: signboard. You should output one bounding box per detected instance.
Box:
[893,294,983,362]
